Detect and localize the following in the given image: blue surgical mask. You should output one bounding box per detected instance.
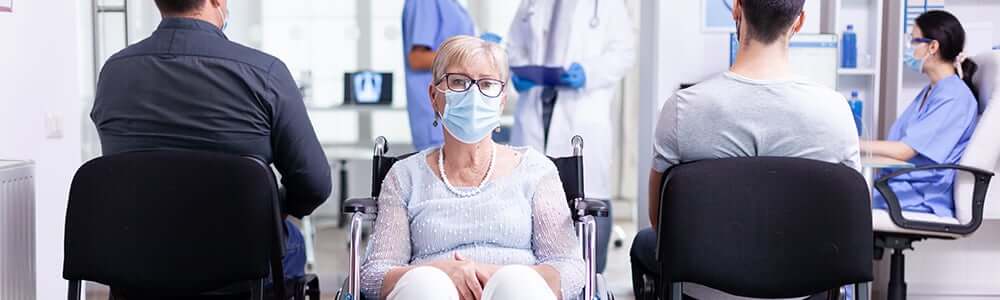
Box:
[216,6,230,31]
[439,86,501,144]
[903,45,926,73]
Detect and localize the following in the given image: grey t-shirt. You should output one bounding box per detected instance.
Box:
[653,71,861,300]
[654,71,861,173]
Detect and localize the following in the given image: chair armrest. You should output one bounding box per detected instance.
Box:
[575,198,609,218]
[875,164,994,235]
[343,197,378,214]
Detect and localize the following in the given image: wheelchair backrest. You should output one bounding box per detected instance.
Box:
[371,152,416,198]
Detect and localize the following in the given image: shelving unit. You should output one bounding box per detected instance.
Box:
[838,68,878,76]
[822,0,884,140]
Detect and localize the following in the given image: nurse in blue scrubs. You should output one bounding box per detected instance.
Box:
[402,0,475,151]
[864,10,981,217]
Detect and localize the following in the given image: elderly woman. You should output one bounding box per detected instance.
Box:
[360,36,585,300]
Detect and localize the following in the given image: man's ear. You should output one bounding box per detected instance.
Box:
[731,0,743,22]
[791,11,806,34]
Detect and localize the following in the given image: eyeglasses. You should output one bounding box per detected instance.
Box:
[435,73,506,98]
[909,36,934,47]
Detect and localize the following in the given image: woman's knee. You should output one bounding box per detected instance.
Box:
[483,265,556,300]
[387,266,459,300]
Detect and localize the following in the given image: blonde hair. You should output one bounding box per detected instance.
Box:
[431,35,510,85]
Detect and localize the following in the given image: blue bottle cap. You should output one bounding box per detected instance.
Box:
[847,24,854,30]
[851,90,859,97]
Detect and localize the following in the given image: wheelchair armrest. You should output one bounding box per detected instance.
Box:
[875,164,994,235]
[343,197,378,214]
[575,198,609,218]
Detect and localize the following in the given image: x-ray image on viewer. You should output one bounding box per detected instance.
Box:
[507,0,636,273]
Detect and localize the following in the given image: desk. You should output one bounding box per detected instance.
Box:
[861,155,914,194]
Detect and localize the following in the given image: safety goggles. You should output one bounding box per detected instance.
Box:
[908,37,934,47]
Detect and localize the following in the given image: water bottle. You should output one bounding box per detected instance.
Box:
[841,25,858,69]
[848,91,864,136]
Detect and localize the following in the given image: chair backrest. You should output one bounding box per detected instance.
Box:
[63,151,282,295]
[658,157,872,298]
[956,51,1000,224]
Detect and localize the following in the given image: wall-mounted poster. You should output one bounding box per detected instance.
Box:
[0,0,11,13]
[703,0,735,32]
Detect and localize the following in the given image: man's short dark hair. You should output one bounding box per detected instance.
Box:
[741,0,806,44]
[154,0,206,14]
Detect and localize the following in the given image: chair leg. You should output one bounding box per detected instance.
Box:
[251,279,264,300]
[302,215,317,272]
[888,248,907,300]
[855,282,871,300]
[669,283,683,300]
[68,280,82,300]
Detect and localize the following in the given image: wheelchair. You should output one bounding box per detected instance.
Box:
[335,136,613,300]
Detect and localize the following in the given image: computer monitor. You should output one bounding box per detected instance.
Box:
[729,33,839,88]
[343,71,393,105]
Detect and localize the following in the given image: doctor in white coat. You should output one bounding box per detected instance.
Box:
[507,0,635,272]
[508,0,634,207]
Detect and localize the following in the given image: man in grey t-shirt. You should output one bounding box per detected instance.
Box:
[630,0,861,299]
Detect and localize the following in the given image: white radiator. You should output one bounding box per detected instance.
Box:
[0,160,35,300]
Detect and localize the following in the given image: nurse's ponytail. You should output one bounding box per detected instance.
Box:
[959,57,980,102]
[916,10,980,103]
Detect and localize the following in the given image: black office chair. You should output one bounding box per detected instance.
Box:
[63,151,319,300]
[336,136,611,300]
[656,157,873,299]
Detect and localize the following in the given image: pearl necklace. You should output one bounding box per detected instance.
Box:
[438,143,496,197]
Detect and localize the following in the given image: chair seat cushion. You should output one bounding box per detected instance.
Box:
[871,209,963,239]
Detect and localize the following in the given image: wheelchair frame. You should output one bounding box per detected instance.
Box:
[336,136,609,300]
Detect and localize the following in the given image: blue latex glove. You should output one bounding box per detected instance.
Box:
[480,32,503,44]
[559,63,586,89]
[511,73,536,93]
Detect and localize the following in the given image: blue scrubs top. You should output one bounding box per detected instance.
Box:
[402,0,475,151]
[873,75,979,217]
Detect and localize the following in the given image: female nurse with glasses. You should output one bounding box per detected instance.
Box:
[863,10,981,218]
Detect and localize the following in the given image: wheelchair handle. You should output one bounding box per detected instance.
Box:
[572,135,584,156]
[374,136,388,156]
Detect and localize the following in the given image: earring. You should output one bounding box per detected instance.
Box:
[433,119,439,127]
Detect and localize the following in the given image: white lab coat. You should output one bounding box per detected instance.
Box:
[507,0,635,199]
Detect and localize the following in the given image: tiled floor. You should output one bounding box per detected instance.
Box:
[87,202,639,300]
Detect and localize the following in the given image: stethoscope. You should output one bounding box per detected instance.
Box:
[523,0,600,28]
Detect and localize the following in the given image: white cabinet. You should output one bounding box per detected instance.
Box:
[822,0,884,139]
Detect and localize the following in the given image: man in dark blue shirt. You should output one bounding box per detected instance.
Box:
[91,0,330,282]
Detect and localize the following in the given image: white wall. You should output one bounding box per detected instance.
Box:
[0,0,88,299]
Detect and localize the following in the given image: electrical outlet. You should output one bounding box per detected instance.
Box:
[45,112,63,139]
